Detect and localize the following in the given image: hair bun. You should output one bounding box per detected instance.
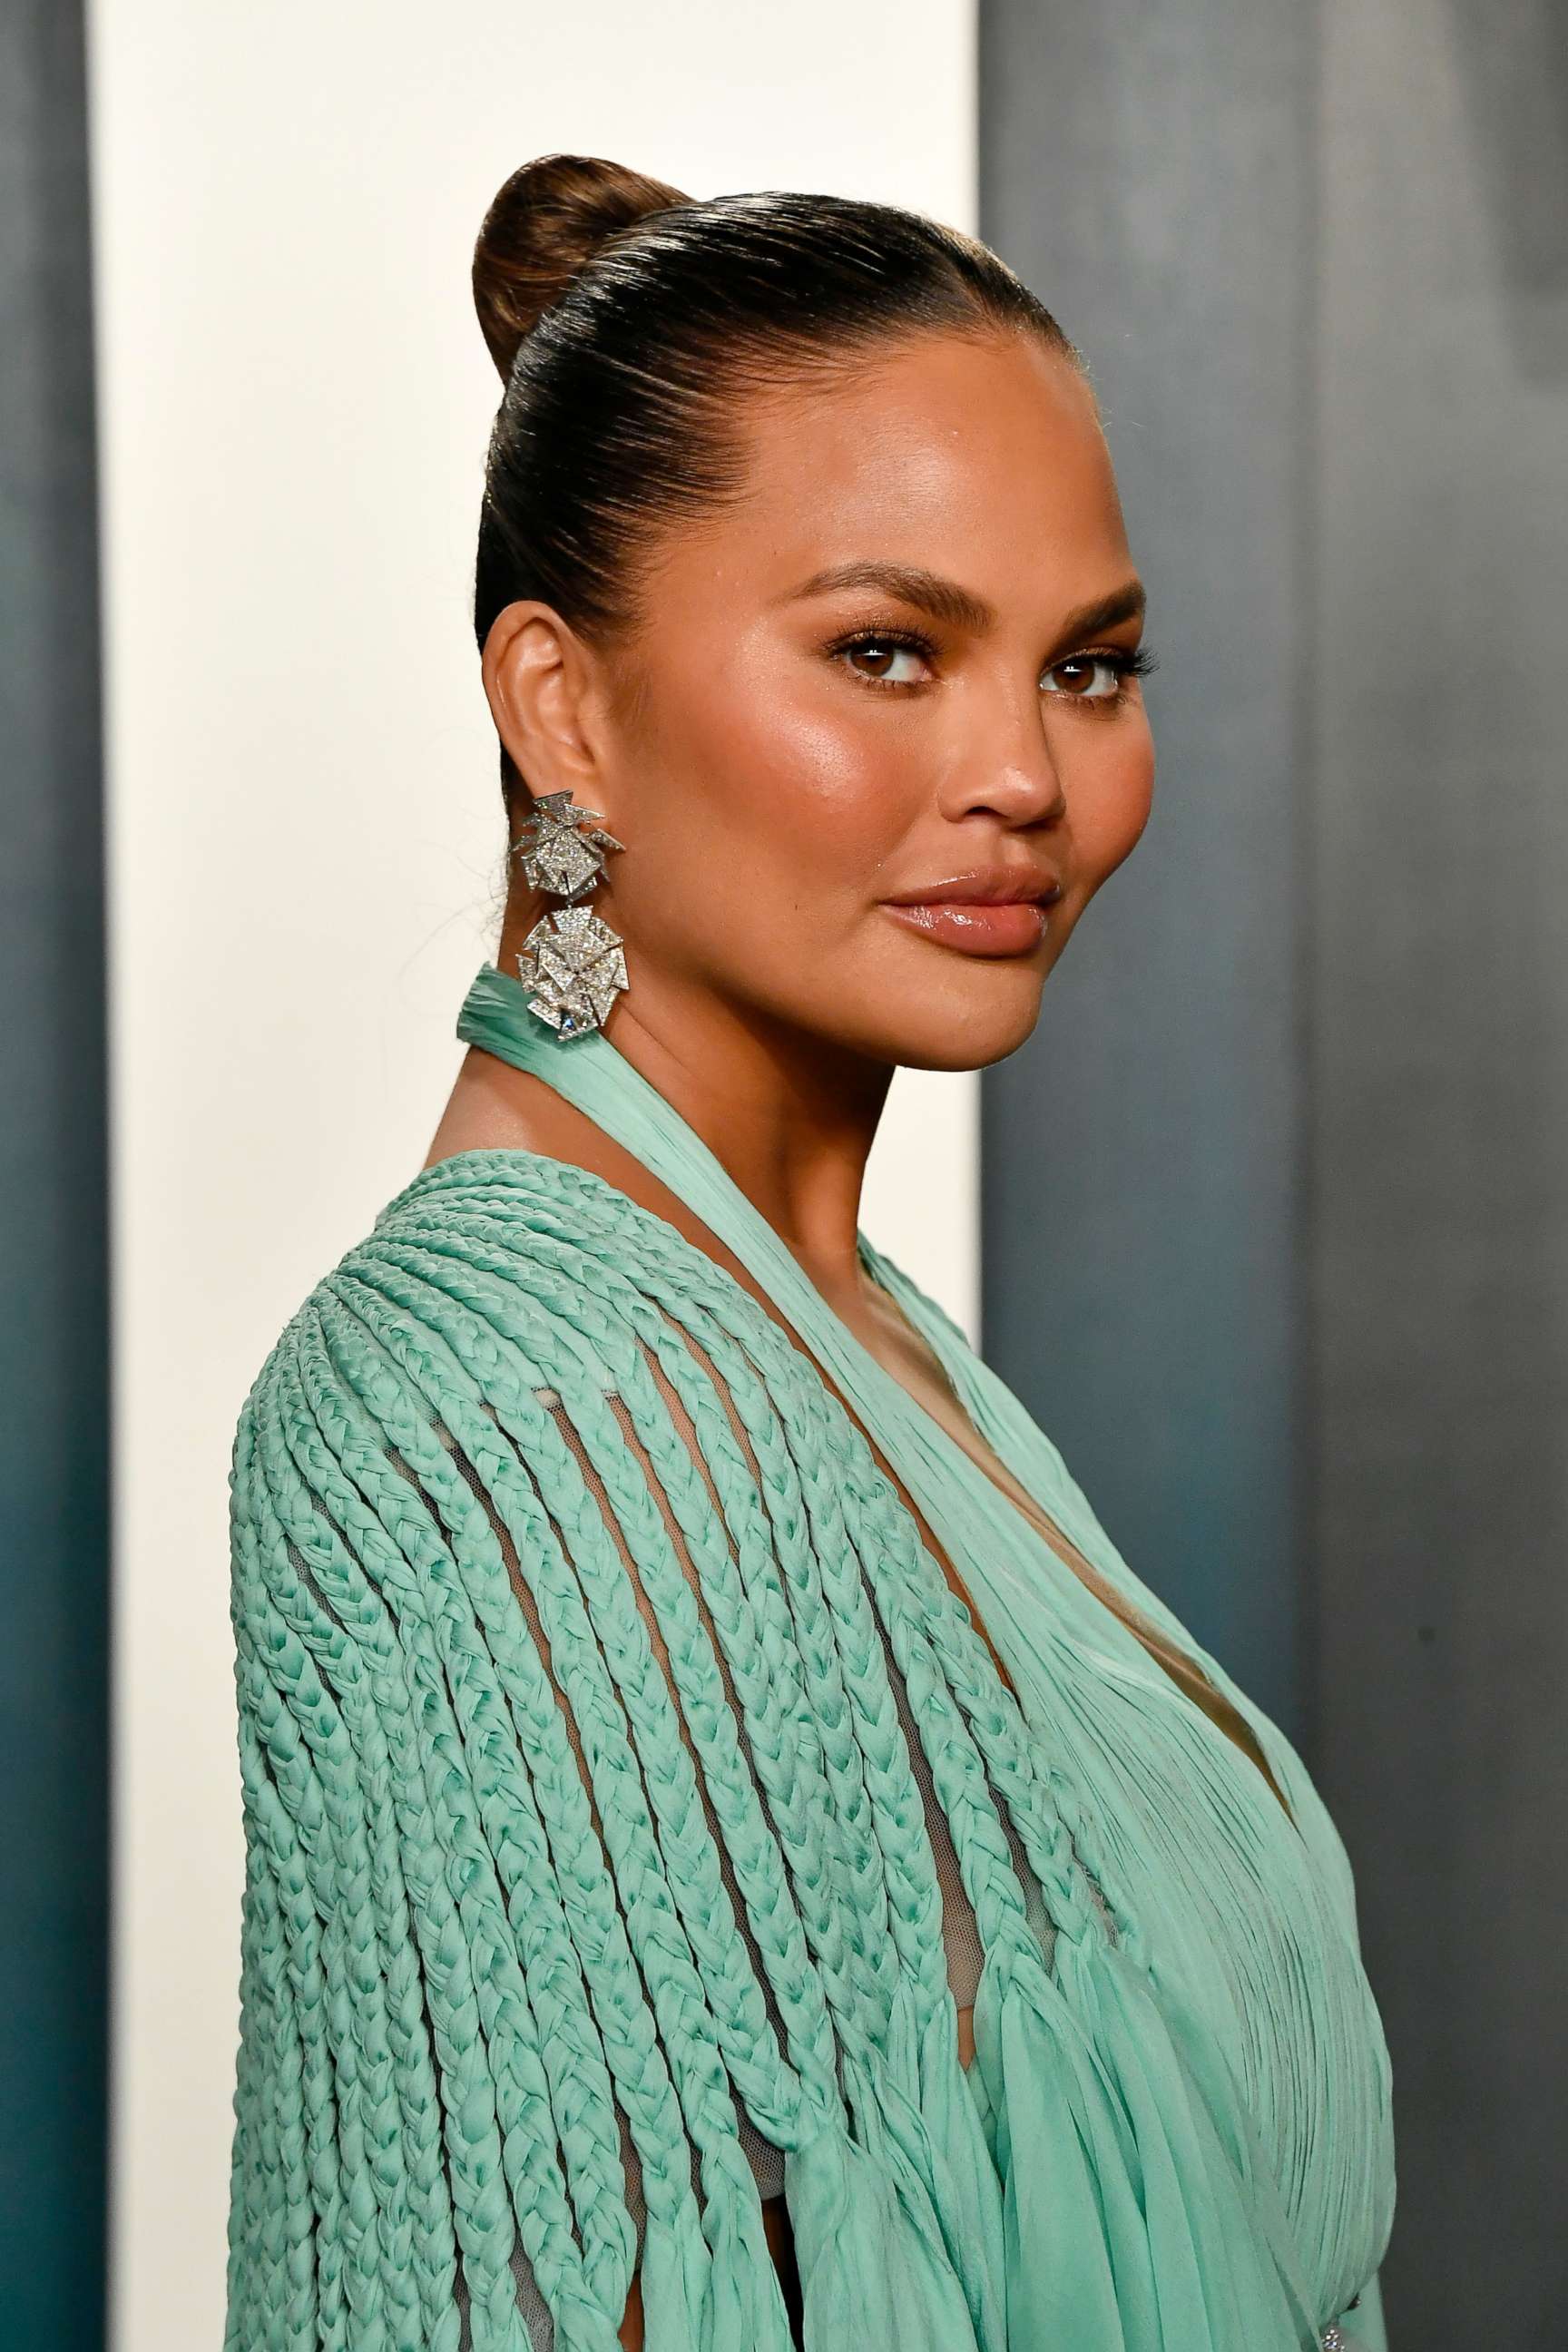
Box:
[472,152,691,383]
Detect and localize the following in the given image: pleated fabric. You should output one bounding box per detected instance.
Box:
[222,961,1395,2352]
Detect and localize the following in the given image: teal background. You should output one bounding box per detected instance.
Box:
[1,0,111,2343]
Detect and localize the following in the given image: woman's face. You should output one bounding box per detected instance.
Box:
[494,328,1155,1074]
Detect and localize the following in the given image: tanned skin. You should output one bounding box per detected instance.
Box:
[425,328,1276,2345]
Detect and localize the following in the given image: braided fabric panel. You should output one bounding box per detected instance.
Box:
[228,1177,1063,2350]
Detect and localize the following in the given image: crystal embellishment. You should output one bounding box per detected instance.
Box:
[515,905,629,1037]
[1319,2326,1351,2350]
[508,786,630,1037]
[510,790,623,900]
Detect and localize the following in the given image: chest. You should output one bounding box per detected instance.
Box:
[843,1277,1298,1823]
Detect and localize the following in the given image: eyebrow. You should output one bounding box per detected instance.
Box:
[782,560,1147,645]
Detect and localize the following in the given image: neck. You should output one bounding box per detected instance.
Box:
[495,910,892,1305]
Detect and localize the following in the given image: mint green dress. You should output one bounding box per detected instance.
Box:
[223,960,1395,2352]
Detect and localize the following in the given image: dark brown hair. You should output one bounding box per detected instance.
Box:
[471,153,1084,808]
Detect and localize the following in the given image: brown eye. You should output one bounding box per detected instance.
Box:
[1045,654,1124,700]
[854,641,914,683]
[829,628,938,691]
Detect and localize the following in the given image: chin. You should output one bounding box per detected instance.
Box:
[862,974,1049,1074]
[814,922,1067,1073]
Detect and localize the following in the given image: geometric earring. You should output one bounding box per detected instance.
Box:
[510,789,629,1038]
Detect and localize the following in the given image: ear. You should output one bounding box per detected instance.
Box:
[480,600,614,809]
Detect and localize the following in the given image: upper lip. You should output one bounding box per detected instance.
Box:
[883,867,1065,906]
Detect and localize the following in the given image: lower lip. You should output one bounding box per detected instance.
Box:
[882,899,1052,956]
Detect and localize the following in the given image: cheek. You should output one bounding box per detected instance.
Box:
[638,632,915,885]
[1073,723,1156,888]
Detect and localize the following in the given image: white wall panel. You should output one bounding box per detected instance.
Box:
[86,5,976,2341]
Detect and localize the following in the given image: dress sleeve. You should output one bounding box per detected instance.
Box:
[225,1297,649,2352]
[222,1250,1058,2352]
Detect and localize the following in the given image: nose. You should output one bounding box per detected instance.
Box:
[937,694,1068,829]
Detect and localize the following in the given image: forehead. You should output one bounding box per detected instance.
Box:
[661,329,1129,603]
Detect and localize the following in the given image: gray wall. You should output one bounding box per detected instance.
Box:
[980,3,1567,2344]
[979,2,1319,1732]
[1313,4,1568,2342]
[0,0,112,2342]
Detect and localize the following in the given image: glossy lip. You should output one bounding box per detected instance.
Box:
[881,900,1052,956]
[879,867,1066,958]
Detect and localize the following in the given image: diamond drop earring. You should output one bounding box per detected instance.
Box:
[510,790,628,1038]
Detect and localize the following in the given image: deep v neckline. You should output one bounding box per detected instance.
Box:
[854,1244,1302,1832]
[450,962,1301,1838]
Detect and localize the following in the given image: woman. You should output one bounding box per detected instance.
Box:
[224,157,1395,2351]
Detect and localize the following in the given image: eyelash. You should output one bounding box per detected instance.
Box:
[826,622,1161,707]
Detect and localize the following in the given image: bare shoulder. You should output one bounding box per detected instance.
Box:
[423,1040,768,1304]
